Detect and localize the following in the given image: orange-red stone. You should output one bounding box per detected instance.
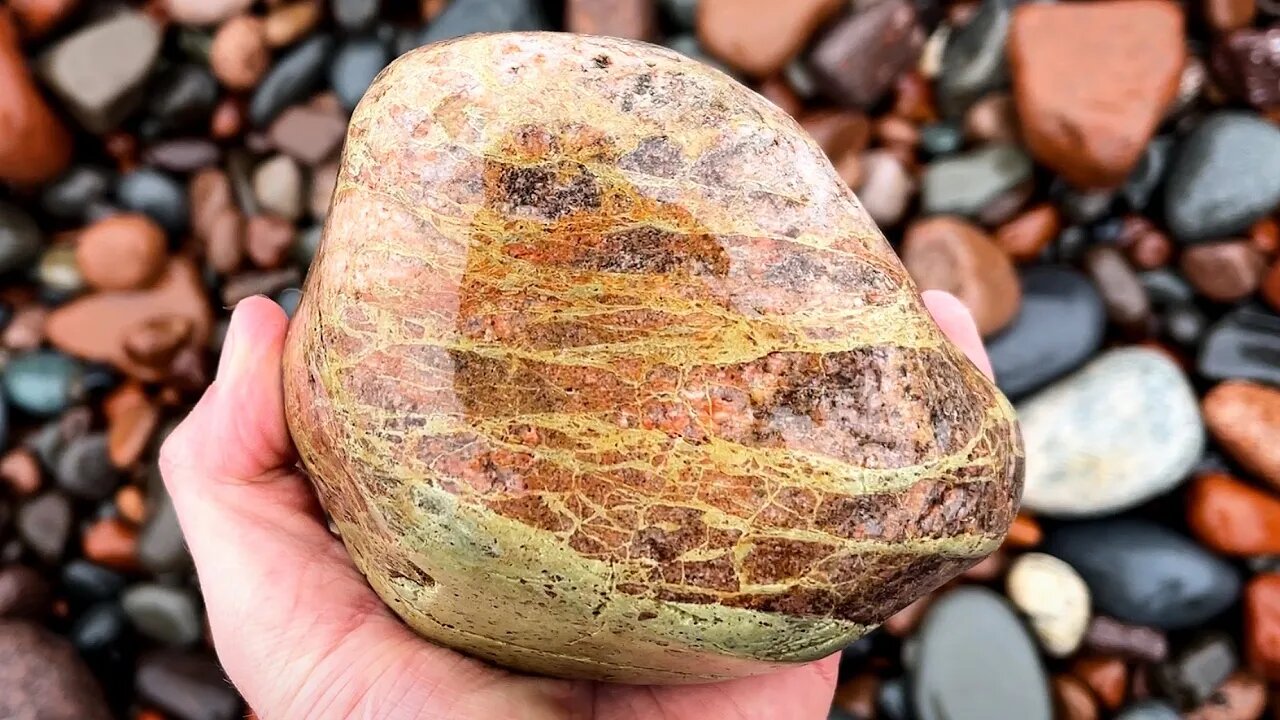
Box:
[0,8,70,184]
[1072,655,1128,711]
[1203,382,1280,490]
[1248,575,1280,681]
[1187,473,1280,556]
[698,0,845,77]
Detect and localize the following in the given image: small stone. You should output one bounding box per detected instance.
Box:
[921,143,1032,217]
[1185,671,1266,720]
[964,93,1018,143]
[1008,1,1185,188]
[1252,217,1280,257]
[0,9,71,184]
[116,485,147,524]
[875,115,920,148]
[893,71,938,124]
[162,0,255,25]
[309,161,338,219]
[76,214,167,292]
[0,620,111,720]
[1054,674,1099,720]
[138,490,190,573]
[206,207,246,275]
[1073,655,1128,711]
[936,0,1012,117]
[856,150,916,227]
[806,0,923,107]
[1165,112,1280,243]
[142,138,221,173]
[136,651,242,720]
[0,565,50,618]
[264,0,321,48]
[659,0,698,29]
[0,448,42,496]
[1206,0,1256,32]
[41,166,113,223]
[756,76,803,117]
[116,169,189,235]
[60,560,125,608]
[878,676,912,720]
[45,258,212,382]
[1246,574,1280,680]
[69,601,126,655]
[1124,136,1175,211]
[1019,347,1203,517]
[17,492,71,563]
[697,0,842,78]
[1213,27,1280,110]
[246,214,295,269]
[1203,382,1280,490]
[122,584,202,647]
[55,433,118,501]
[418,0,548,45]
[3,351,84,417]
[140,64,219,139]
[912,587,1053,720]
[1264,262,1280,313]
[1120,216,1174,270]
[37,244,84,297]
[249,35,335,127]
[1084,616,1169,663]
[82,518,138,571]
[1059,187,1117,225]
[1006,552,1091,657]
[995,204,1059,263]
[253,154,305,222]
[919,123,963,156]
[37,11,162,134]
[986,265,1106,399]
[567,0,657,40]
[1180,241,1267,302]
[209,16,268,91]
[1082,246,1150,330]
[1045,519,1240,629]
[800,110,871,160]
[1154,634,1238,709]
[0,202,43,275]
[1198,306,1280,386]
[333,0,380,32]
[331,37,392,111]
[976,180,1034,227]
[1186,473,1280,556]
[267,105,347,166]
[190,168,233,241]
[902,216,1020,336]
[1004,513,1042,548]
[1117,701,1181,720]
[276,288,303,318]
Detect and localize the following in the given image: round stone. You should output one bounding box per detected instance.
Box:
[1006,552,1091,657]
[76,214,167,291]
[1165,112,1280,243]
[2,350,84,417]
[121,584,202,647]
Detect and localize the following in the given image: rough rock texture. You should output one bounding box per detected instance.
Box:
[282,33,1024,684]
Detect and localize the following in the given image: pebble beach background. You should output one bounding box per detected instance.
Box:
[0,0,1278,718]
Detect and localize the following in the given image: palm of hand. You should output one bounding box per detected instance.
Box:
[160,292,991,720]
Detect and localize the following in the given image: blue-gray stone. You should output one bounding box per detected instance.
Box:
[986,266,1105,399]
[1140,268,1195,306]
[660,0,699,29]
[41,167,114,224]
[333,0,380,32]
[419,0,547,45]
[3,351,84,418]
[116,169,188,235]
[919,123,964,156]
[70,602,127,654]
[122,584,202,647]
[16,493,72,564]
[275,288,303,318]
[61,561,126,608]
[0,203,42,276]
[878,676,914,720]
[1124,135,1174,210]
[935,0,1014,116]
[138,487,190,574]
[1115,702,1180,720]
[140,64,219,139]
[249,35,335,127]
[1044,519,1240,630]
[1198,305,1280,386]
[912,587,1051,720]
[921,143,1032,216]
[55,434,119,502]
[296,225,322,269]
[1018,347,1204,517]
[1164,112,1280,243]
[1152,633,1237,709]
[331,37,391,111]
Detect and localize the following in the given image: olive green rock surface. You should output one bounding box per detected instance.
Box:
[282,32,1024,684]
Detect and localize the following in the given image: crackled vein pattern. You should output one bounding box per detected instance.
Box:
[282,32,1025,684]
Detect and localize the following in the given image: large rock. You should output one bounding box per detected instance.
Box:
[283,32,1024,684]
[0,8,70,184]
[0,620,112,720]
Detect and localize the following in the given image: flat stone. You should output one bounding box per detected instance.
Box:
[55,433,118,501]
[856,150,915,226]
[137,486,190,573]
[1198,306,1280,386]
[2,351,84,417]
[136,651,242,720]
[567,0,658,40]
[1084,616,1168,663]
[76,213,167,291]
[1180,241,1267,303]
[921,143,1032,216]
[418,0,547,44]
[1018,347,1203,517]
[1165,113,1280,243]
[61,560,126,609]
[140,64,219,140]
[986,265,1106,399]
[267,105,347,166]
[1006,552,1090,657]
[912,587,1052,720]
[936,0,1014,117]
[0,8,71,184]
[1082,246,1150,330]
[0,202,43,275]
[333,0,380,32]
[161,0,254,26]
[142,138,221,173]
[1044,518,1241,630]
[16,491,71,563]
[807,0,923,107]
[264,0,322,48]
[249,35,335,127]
[331,37,391,111]
[122,584,202,647]
[701,0,845,78]
[37,11,162,133]
[1008,1,1185,188]
[69,601,126,655]
[252,154,305,221]
[246,214,296,269]
[1203,381,1280,491]
[0,620,111,720]
[1154,633,1238,709]
[902,216,1020,335]
[1187,473,1280,556]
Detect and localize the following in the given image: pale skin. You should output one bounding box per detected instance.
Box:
[159,289,995,720]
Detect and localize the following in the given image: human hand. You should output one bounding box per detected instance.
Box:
[158,290,993,720]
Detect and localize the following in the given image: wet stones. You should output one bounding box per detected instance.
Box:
[902,216,1021,335]
[1202,382,1280,490]
[1164,113,1280,243]
[0,8,71,184]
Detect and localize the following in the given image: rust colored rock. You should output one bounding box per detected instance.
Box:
[995,204,1060,263]
[698,0,845,78]
[833,674,880,718]
[211,97,246,139]
[82,518,139,571]
[1205,0,1256,32]
[123,315,194,369]
[45,258,212,382]
[190,168,233,240]
[757,76,802,118]
[9,0,78,38]
[893,71,937,124]
[1073,655,1128,711]
[1263,261,1280,313]
[75,214,168,291]
[1250,217,1279,257]
[1187,473,1280,556]
[807,0,924,108]
[0,449,41,497]
[207,207,246,275]
[566,0,656,40]
[1180,240,1267,303]
[1186,670,1267,720]
[800,110,871,160]
[875,115,920,149]
[1054,674,1100,720]
[115,485,147,525]
[263,0,320,48]
[246,214,294,269]
[282,33,1024,684]
[903,216,1021,336]
[1204,382,1280,490]
[0,621,112,720]
[108,398,158,469]
[1119,216,1173,270]
[1008,1,1185,188]
[0,8,71,184]
[210,15,269,91]
[1247,574,1280,680]
[1004,513,1043,548]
